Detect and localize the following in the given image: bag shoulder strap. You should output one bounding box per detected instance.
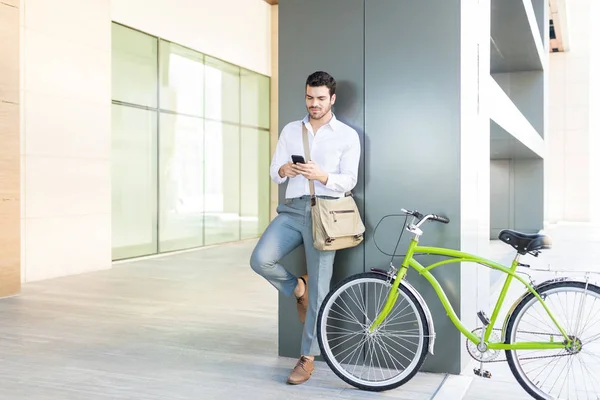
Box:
[301,122,316,203]
[302,121,354,200]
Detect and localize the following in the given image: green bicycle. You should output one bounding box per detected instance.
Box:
[317,208,600,399]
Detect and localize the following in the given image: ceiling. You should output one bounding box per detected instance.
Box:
[490,120,542,160]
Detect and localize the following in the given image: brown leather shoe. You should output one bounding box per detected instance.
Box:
[286,356,314,385]
[296,275,308,323]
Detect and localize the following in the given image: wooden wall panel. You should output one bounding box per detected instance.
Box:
[0,1,21,297]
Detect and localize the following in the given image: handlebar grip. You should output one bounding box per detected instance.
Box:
[432,214,450,224]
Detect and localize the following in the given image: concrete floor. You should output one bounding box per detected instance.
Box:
[1,223,599,399]
[0,240,446,400]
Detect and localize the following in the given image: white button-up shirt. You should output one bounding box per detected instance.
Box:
[270,114,361,199]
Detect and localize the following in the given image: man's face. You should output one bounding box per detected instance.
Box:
[305,85,336,120]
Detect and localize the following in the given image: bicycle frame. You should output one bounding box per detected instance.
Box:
[370,238,571,351]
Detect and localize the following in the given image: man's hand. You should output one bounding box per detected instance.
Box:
[279,162,299,178]
[293,161,329,185]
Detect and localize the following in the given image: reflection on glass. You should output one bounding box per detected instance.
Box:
[159,40,204,116]
[204,121,241,244]
[241,69,270,129]
[111,104,158,259]
[205,56,240,123]
[159,113,204,251]
[111,24,158,107]
[240,127,271,239]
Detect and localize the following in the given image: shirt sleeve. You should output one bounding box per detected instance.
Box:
[324,130,361,193]
[270,128,289,184]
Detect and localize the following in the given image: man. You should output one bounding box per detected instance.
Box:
[250,71,361,385]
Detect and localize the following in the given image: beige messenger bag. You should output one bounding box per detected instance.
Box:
[301,123,365,251]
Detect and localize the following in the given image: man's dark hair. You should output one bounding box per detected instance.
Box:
[306,71,336,96]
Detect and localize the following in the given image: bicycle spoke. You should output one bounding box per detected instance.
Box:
[577,354,600,396]
[578,296,600,335]
[327,329,364,353]
[582,331,600,344]
[335,293,369,327]
[349,284,368,317]
[379,303,411,330]
[327,307,367,328]
[532,300,563,334]
[375,335,405,372]
[556,354,576,398]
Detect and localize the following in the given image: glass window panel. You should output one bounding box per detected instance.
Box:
[111,23,158,107]
[159,40,204,116]
[111,104,158,259]
[204,121,241,244]
[159,113,204,252]
[205,56,240,123]
[240,128,271,239]
[241,69,270,129]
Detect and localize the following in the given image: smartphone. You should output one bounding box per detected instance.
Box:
[291,155,306,164]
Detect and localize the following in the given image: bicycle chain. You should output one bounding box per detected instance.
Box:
[468,328,574,363]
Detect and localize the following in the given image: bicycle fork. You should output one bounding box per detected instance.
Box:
[368,240,417,332]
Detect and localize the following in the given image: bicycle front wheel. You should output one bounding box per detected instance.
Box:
[505,280,600,399]
[317,272,429,392]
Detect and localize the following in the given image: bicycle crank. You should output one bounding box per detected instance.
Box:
[466,328,501,363]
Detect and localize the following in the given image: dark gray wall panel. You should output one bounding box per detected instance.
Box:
[514,159,544,232]
[277,0,365,359]
[365,0,462,374]
[490,159,513,239]
[531,0,545,41]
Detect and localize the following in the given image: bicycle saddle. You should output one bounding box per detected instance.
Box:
[498,229,552,254]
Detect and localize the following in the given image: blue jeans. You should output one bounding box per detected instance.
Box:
[250,196,336,356]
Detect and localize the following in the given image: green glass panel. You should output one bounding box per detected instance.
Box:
[111,23,158,107]
[204,121,241,244]
[159,113,204,251]
[205,56,240,123]
[159,40,204,116]
[241,69,270,129]
[111,104,158,260]
[240,127,271,239]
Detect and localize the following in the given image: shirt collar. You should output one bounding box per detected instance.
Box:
[302,112,340,131]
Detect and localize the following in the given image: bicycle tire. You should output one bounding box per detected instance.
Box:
[505,280,600,400]
[316,272,430,392]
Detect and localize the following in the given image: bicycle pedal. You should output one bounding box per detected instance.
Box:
[474,368,492,379]
[477,311,490,326]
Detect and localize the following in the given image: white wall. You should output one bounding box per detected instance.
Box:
[20,0,112,282]
[112,0,272,76]
[546,0,591,223]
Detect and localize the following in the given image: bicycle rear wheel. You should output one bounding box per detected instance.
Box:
[317,272,429,392]
[505,280,600,399]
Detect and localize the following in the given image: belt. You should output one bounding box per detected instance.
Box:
[285,195,341,204]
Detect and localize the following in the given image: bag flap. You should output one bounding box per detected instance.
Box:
[314,197,365,237]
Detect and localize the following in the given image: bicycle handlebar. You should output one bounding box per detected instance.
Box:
[401,208,450,224]
[430,214,450,224]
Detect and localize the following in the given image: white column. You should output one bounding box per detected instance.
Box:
[589,0,600,222]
